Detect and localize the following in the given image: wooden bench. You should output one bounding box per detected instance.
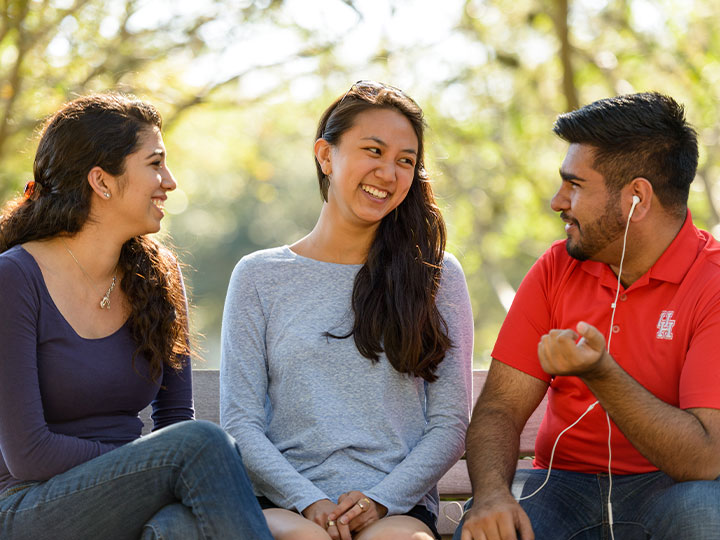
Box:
[141,369,547,538]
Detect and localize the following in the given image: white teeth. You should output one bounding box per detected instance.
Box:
[361,185,388,199]
[152,199,164,209]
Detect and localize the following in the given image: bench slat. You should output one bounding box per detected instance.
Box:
[437,460,470,497]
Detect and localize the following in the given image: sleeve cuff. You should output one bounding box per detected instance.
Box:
[295,487,333,513]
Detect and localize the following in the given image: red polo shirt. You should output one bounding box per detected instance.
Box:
[492,212,720,474]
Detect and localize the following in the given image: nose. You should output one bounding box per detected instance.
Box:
[550,183,569,213]
[161,166,177,192]
[374,159,396,183]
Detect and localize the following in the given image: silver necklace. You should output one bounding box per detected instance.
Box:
[61,238,118,310]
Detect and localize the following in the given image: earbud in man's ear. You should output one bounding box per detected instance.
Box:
[628,195,640,220]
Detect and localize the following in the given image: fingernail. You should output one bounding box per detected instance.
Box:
[339,518,346,525]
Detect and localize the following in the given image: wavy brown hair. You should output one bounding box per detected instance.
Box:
[316,81,451,382]
[0,93,189,381]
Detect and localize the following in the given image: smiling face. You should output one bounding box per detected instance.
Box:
[551,143,626,262]
[110,126,176,237]
[316,107,418,229]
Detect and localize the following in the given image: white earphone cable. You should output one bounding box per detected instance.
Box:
[519,197,638,540]
[517,400,599,501]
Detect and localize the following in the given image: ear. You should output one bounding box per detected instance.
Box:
[314,138,332,176]
[627,177,653,221]
[87,166,113,200]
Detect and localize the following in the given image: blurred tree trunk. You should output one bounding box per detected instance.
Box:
[553,0,579,112]
[0,0,30,160]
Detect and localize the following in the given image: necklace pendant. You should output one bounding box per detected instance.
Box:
[99,275,117,310]
[62,238,117,311]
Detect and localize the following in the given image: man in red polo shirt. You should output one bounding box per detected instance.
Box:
[455,92,720,540]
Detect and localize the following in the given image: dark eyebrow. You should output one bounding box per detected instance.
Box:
[559,169,586,182]
[146,149,165,160]
[361,136,417,155]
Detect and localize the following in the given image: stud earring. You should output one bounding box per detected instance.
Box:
[104,192,111,199]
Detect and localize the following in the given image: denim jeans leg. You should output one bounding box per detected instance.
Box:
[638,476,720,539]
[0,420,272,540]
[454,469,720,540]
[451,470,604,540]
[142,503,202,540]
[514,469,606,540]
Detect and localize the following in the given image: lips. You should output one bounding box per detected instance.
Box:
[151,198,166,219]
[560,213,580,236]
[560,212,579,228]
[361,184,389,199]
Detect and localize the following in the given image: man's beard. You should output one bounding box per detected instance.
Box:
[564,197,626,261]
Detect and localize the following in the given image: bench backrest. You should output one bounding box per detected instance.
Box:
[141,369,546,457]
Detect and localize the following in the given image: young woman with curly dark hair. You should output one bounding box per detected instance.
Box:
[0,94,272,540]
[220,82,474,540]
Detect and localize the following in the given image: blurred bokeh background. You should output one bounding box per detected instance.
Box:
[3,0,720,368]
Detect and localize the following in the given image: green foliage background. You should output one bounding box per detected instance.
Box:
[2,0,720,367]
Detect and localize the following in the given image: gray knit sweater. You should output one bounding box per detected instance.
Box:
[220,246,473,516]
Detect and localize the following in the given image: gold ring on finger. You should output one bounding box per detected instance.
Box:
[326,519,336,528]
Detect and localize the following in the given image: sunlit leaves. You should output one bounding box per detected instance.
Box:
[3,0,720,368]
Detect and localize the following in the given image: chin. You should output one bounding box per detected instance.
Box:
[565,242,590,261]
[139,221,162,236]
[352,211,384,225]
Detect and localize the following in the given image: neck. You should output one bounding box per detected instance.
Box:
[293,203,378,264]
[60,225,123,280]
[609,210,685,288]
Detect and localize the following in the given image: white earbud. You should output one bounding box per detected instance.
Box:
[629,195,640,219]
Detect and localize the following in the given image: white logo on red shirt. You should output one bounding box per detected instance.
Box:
[656,310,676,340]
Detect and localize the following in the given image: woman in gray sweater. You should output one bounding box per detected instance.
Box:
[220,81,474,540]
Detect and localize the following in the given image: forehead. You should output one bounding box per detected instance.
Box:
[126,126,164,164]
[561,143,604,182]
[562,143,593,168]
[137,125,163,147]
[343,108,418,150]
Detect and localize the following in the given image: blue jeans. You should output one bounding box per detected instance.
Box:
[0,420,273,540]
[453,468,720,540]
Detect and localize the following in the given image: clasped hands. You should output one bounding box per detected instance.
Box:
[302,491,387,540]
[537,321,611,378]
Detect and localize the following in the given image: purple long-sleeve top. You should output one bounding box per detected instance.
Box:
[0,245,194,494]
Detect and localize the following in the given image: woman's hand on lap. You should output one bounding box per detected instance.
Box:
[330,491,387,532]
[302,498,352,540]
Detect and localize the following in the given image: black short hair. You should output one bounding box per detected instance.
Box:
[553,92,698,215]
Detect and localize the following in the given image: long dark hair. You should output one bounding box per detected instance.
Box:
[316,81,450,382]
[0,93,189,381]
